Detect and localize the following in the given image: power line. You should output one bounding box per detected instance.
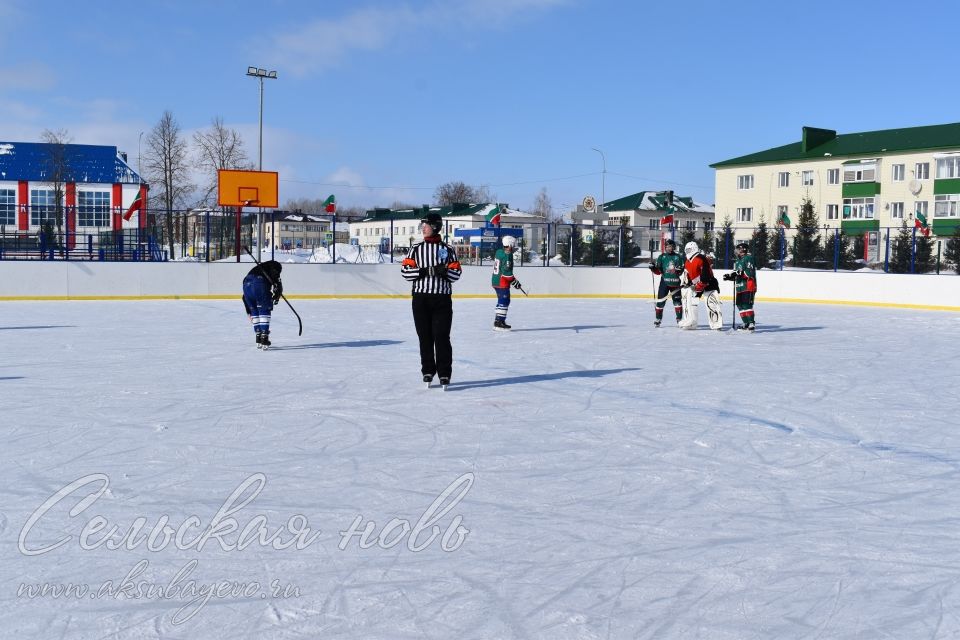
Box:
[606,171,713,191]
[279,171,602,191]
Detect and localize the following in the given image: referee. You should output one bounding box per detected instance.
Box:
[401,212,462,387]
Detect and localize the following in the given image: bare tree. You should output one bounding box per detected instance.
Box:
[531,187,558,221]
[40,128,73,254]
[143,111,194,259]
[473,184,496,204]
[193,116,251,208]
[434,181,478,206]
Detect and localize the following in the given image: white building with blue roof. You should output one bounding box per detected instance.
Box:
[0,141,147,249]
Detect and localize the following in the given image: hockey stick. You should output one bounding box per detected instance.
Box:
[515,283,529,297]
[648,288,682,304]
[243,246,303,336]
[731,286,737,330]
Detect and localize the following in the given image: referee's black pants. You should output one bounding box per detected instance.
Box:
[412,293,453,379]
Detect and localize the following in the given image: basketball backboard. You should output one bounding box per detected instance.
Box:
[218,169,279,208]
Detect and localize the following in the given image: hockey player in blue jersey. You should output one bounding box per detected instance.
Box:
[242,260,283,349]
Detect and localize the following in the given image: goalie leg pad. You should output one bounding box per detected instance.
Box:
[705,291,723,330]
[679,288,699,329]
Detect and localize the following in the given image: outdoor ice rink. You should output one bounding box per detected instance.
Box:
[2,297,959,639]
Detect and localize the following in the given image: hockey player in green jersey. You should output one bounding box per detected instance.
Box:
[491,235,522,331]
[723,242,758,331]
[648,239,684,327]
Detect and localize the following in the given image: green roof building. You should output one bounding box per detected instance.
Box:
[710,123,960,238]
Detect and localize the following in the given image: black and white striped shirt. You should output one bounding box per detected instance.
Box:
[401,240,462,294]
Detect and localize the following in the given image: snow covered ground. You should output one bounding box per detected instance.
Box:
[2,298,959,639]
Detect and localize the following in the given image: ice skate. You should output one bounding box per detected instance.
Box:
[439,376,450,391]
[423,374,434,389]
[260,330,271,350]
[653,319,661,328]
[493,318,511,332]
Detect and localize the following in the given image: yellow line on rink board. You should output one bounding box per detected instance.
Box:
[0,293,957,311]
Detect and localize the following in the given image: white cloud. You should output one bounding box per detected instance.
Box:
[259,0,570,76]
[0,62,56,91]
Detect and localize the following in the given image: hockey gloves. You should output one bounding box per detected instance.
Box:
[271,283,283,304]
[511,279,523,290]
[695,281,706,293]
[419,265,448,278]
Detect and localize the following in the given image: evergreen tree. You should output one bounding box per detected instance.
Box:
[852,234,866,264]
[713,216,734,269]
[792,197,822,268]
[700,228,714,258]
[914,228,935,273]
[945,225,960,274]
[680,228,695,248]
[822,229,856,270]
[769,225,787,267]
[750,216,771,269]
[888,222,913,273]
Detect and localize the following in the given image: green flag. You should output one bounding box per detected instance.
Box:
[778,211,791,228]
[323,194,336,213]
[486,203,504,225]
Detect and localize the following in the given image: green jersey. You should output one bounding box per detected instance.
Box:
[733,254,757,293]
[491,248,515,288]
[651,252,685,287]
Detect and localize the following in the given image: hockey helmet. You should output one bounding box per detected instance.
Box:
[684,241,699,259]
[502,235,517,248]
[421,212,443,234]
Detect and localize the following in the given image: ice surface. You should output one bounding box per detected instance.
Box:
[1,298,959,639]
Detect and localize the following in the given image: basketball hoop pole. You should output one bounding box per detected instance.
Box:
[236,205,242,262]
[236,200,252,262]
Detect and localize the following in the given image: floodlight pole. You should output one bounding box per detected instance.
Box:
[246,66,277,257]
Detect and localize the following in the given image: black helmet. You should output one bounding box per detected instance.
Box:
[421,212,443,234]
[735,242,749,252]
[664,239,677,248]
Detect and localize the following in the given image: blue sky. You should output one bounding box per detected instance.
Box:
[3,0,959,212]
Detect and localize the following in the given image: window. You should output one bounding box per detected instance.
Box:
[737,175,754,190]
[736,207,753,223]
[703,221,714,231]
[0,189,14,225]
[649,218,660,230]
[685,220,697,230]
[936,157,960,179]
[77,190,110,227]
[826,204,839,220]
[648,239,660,252]
[915,162,930,180]
[915,201,928,218]
[892,164,905,182]
[778,172,789,188]
[827,168,840,185]
[777,205,789,222]
[842,197,875,219]
[30,189,57,226]
[890,201,904,219]
[802,170,814,186]
[934,194,960,218]
[843,165,876,182]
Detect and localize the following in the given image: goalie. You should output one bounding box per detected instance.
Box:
[679,241,723,330]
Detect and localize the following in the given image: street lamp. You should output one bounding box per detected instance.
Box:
[246,66,278,253]
[246,66,278,171]
[591,147,606,219]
